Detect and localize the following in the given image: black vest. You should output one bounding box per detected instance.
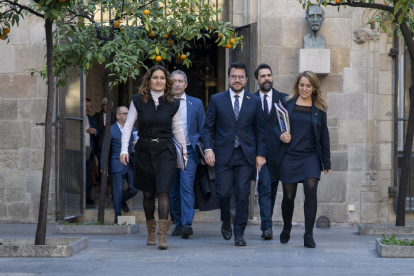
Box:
[132,94,180,139]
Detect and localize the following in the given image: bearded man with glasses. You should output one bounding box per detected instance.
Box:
[201,62,266,246]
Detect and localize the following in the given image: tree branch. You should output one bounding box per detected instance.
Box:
[326,0,394,13]
[1,0,44,18]
[65,8,111,41]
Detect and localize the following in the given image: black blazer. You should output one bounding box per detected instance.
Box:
[254,88,289,183]
[273,97,331,171]
[87,115,99,157]
[201,90,266,166]
[94,109,116,157]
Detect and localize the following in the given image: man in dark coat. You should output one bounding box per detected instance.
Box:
[94,97,116,170]
[202,62,267,246]
[85,98,99,205]
[254,64,289,240]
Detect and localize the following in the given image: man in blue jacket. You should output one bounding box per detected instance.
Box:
[254,64,289,240]
[202,62,267,246]
[101,106,138,224]
[170,70,206,239]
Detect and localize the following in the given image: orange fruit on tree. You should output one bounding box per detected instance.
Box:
[229,38,235,44]
[144,10,150,15]
[114,21,120,27]
[167,40,174,45]
[369,19,374,24]
[163,34,169,39]
[225,43,232,49]
[59,0,66,2]
[382,2,386,5]
[3,28,10,35]
[120,27,125,31]
[180,54,187,60]
[218,33,223,38]
[208,26,214,30]
[130,9,133,13]
[335,0,340,3]
[149,31,154,37]
[155,56,162,62]
[0,34,5,40]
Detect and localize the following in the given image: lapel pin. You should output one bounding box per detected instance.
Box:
[246,96,250,99]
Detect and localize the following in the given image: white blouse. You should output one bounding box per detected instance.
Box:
[121,90,187,155]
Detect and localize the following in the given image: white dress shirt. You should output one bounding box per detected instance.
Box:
[116,121,123,133]
[259,89,273,112]
[85,117,90,147]
[121,90,187,155]
[103,112,107,127]
[176,93,191,146]
[229,88,245,110]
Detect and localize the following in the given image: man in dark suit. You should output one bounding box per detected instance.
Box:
[102,106,138,224]
[94,97,116,170]
[169,70,206,239]
[254,63,289,240]
[202,62,267,246]
[85,98,99,205]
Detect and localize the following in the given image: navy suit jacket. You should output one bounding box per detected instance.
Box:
[273,97,331,171]
[185,95,206,164]
[101,123,137,174]
[87,115,99,157]
[201,90,267,166]
[254,88,289,183]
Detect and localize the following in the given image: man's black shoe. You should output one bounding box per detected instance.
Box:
[181,225,193,239]
[234,235,246,246]
[114,218,118,224]
[172,226,182,236]
[86,199,95,205]
[304,235,316,248]
[221,220,232,240]
[261,227,273,240]
[121,201,129,212]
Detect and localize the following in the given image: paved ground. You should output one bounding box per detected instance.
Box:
[0,223,413,276]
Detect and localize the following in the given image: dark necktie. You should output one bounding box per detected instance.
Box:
[263,94,269,117]
[234,95,240,147]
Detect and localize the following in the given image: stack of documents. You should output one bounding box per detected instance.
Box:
[274,100,290,133]
[173,138,186,172]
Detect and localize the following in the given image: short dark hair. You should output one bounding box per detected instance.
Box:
[254,63,272,80]
[228,62,248,78]
[86,98,91,103]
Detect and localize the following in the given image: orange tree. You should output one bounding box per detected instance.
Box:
[0,0,72,245]
[53,0,242,224]
[299,0,414,226]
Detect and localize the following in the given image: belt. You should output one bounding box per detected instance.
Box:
[139,138,171,143]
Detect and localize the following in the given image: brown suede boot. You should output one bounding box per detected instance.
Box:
[157,219,172,250]
[146,218,157,246]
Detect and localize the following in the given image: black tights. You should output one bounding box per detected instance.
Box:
[281,177,319,237]
[143,192,170,221]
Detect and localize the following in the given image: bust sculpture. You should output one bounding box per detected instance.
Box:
[304,6,326,49]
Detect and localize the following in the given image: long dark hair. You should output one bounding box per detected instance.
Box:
[138,65,175,104]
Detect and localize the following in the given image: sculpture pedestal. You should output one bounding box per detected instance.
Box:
[299,49,331,75]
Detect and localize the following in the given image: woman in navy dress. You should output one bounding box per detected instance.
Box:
[274,71,331,248]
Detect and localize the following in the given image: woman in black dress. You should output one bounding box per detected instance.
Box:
[274,71,331,248]
[120,65,187,250]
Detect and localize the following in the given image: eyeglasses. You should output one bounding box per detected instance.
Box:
[229,75,246,81]
[118,112,128,116]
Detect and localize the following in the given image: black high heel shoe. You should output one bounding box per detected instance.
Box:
[279,229,291,244]
[303,235,316,248]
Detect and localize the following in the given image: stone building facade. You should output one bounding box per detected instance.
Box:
[1,0,413,224]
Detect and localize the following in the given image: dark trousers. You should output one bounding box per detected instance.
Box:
[215,147,255,236]
[86,153,94,201]
[257,163,279,230]
[112,166,138,219]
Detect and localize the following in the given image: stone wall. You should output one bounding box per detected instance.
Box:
[228,0,399,224]
[0,16,55,223]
